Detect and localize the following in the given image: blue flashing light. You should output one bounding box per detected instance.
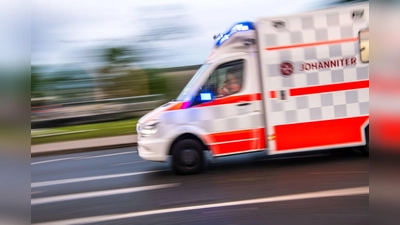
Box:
[200,92,213,101]
[215,21,255,47]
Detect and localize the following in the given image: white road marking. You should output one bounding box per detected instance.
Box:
[31,157,81,165]
[77,151,137,159]
[31,183,179,205]
[33,186,369,225]
[202,207,259,214]
[111,161,145,166]
[31,170,164,188]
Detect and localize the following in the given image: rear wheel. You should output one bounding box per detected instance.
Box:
[171,139,204,175]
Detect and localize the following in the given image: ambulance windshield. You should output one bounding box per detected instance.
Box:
[176,63,210,101]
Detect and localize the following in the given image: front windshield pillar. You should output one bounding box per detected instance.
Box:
[175,63,211,102]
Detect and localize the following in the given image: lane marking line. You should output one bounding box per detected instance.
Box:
[33,186,369,225]
[31,157,82,165]
[77,151,137,160]
[31,170,165,188]
[31,183,179,205]
[111,161,145,166]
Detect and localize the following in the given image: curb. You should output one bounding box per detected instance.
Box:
[31,135,138,157]
[31,143,138,157]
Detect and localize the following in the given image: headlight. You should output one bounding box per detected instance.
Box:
[138,120,158,137]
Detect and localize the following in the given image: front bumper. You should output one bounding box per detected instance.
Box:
[137,135,171,162]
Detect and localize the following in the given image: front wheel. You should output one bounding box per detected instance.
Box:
[171,139,204,175]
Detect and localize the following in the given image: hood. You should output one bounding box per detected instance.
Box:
[138,101,188,125]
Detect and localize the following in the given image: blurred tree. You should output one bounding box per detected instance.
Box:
[93,3,196,99]
[101,46,142,68]
[101,69,149,98]
[144,68,169,100]
[31,66,40,97]
[97,46,150,98]
[31,66,45,98]
[135,4,196,67]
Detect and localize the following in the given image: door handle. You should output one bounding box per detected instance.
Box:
[237,102,251,107]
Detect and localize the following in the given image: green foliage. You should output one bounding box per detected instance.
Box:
[31,66,44,98]
[101,69,149,98]
[145,69,168,95]
[101,46,142,66]
[31,118,139,145]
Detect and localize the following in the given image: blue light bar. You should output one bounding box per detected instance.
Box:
[200,92,213,101]
[214,21,255,47]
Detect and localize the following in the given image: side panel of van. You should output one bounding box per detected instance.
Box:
[257,2,370,154]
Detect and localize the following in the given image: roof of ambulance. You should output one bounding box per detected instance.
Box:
[256,1,368,22]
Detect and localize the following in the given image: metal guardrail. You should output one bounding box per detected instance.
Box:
[60,94,165,107]
[31,95,166,127]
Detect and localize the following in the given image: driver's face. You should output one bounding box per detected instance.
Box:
[225,74,237,85]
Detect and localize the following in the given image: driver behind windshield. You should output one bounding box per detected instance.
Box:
[218,69,241,97]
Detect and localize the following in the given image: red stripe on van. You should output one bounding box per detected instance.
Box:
[265,37,359,51]
[289,80,369,96]
[274,116,369,151]
[206,128,267,155]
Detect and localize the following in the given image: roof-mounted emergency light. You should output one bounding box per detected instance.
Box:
[214,21,255,47]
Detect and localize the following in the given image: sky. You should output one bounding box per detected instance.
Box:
[31,0,327,68]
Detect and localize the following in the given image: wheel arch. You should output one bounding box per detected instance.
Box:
[168,133,210,155]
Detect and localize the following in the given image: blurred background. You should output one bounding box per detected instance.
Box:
[30,0,367,144]
[6,0,400,224]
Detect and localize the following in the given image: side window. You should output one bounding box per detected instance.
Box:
[359,28,369,63]
[203,59,244,98]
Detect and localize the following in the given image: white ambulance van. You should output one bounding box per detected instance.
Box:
[137,2,369,174]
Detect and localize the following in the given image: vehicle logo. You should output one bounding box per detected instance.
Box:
[280,61,294,76]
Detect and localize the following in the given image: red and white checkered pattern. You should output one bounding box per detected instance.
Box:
[259,5,368,110]
[158,101,264,137]
[269,88,369,125]
[256,3,369,151]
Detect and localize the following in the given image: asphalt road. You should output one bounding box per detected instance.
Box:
[31,147,369,225]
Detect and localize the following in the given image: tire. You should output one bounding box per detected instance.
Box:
[171,139,204,175]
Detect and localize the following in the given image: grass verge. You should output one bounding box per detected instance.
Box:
[31,118,139,145]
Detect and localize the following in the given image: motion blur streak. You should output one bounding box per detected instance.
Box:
[33,186,369,225]
[370,2,400,154]
[31,170,164,188]
[31,183,180,205]
[0,0,30,224]
[370,1,400,225]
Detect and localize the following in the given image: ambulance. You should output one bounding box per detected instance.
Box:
[136,2,369,174]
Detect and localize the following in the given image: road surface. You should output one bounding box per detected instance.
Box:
[31,147,369,225]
